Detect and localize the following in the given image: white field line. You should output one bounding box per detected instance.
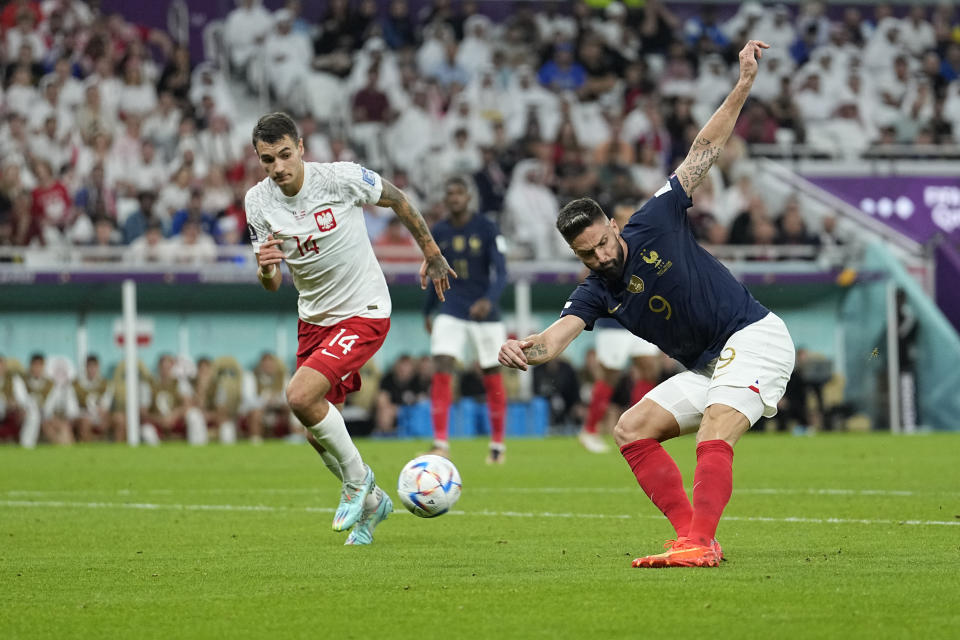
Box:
[2,487,954,497]
[1,499,958,527]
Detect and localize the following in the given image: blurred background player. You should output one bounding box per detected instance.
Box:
[144,354,191,441]
[73,355,111,442]
[0,355,38,448]
[246,112,454,545]
[580,200,663,454]
[424,176,508,463]
[243,352,290,443]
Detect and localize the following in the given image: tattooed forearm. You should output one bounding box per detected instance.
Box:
[378,179,437,253]
[675,79,752,196]
[522,342,548,363]
[676,138,723,193]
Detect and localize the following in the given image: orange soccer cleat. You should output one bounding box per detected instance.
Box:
[632,537,721,568]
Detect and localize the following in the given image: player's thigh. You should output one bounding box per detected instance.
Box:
[642,370,712,436]
[704,313,795,432]
[430,314,468,362]
[467,321,507,370]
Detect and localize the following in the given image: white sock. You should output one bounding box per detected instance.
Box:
[306,404,366,482]
[19,405,40,448]
[364,485,382,511]
[185,408,207,445]
[219,420,237,444]
[319,450,343,481]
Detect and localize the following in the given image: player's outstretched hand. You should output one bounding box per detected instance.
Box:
[498,339,532,371]
[258,234,285,267]
[738,39,769,82]
[420,254,457,302]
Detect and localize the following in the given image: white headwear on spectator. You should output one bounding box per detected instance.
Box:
[721,1,766,41]
[385,84,438,172]
[794,73,835,123]
[749,50,790,103]
[189,63,237,122]
[457,15,493,77]
[534,9,577,42]
[503,65,560,142]
[694,54,735,119]
[223,0,273,71]
[465,65,507,122]
[863,17,906,76]
[416,22,454,78]
[260,10,313,102]
[755,3,796,51]
[898,8,936,57]
[347,37,402,95]
[504,159,566,261]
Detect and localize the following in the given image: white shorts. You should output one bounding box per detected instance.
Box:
[430,313,507,370]
[645,312,795,433]
[595,327,660,370]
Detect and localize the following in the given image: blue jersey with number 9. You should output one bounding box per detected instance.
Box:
[560,175,769,371]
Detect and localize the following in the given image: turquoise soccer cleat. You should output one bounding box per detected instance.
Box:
[344,491,393,546]
[332,465,375,532]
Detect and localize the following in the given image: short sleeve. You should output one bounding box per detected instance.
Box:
[632,174,693,229]
[332,162,383,206]
[244,188,271,253]
[559,280,606,331]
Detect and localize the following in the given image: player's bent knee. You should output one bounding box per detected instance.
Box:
[613,400,679,446]
[285,379,329,419]
[697,403,750,445]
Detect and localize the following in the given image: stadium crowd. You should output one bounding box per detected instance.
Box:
[1,0,959,261]
[0,1,953,446]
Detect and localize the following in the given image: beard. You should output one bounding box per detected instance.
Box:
[596,240,625,281]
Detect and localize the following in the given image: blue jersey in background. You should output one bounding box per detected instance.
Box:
[424,214,508,322]
[561,175,769,371]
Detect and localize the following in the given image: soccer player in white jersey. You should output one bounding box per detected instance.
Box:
[245,113,455,545]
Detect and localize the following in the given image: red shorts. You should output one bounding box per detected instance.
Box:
[297,316,390,405]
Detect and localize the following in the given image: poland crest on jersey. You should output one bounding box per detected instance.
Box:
[315,208,336,232]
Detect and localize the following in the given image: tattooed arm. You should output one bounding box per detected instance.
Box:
[675,40,769,196]
[498,316,586,371]
[377,178,457,300]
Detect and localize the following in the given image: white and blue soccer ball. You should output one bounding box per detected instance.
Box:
[397,455,462,518]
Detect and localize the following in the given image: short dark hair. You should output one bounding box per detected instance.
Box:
[556,198,607,243]
[251,112,299,149]
[86,355,99,364]
[445,175,470,191]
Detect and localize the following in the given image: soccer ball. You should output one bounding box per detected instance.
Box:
[397,455,462,518]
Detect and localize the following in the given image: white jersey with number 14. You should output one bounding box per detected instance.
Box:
[245,161,392,326]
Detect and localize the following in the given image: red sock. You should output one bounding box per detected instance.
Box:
[584,380,614,435]
[688,440,735,546]
[630,379,655,406]
[620,438,693,537]
[482,372,506,445]
[431,372,452,443]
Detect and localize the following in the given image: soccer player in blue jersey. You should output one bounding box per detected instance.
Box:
[425,176,509,463]
[499,41,795,568]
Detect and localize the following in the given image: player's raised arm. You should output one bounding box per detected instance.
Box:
[377,178,457,301]
[498,315,586,371]
[674,39,768,196]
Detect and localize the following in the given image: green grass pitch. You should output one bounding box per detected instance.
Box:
[2,433,959,639]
